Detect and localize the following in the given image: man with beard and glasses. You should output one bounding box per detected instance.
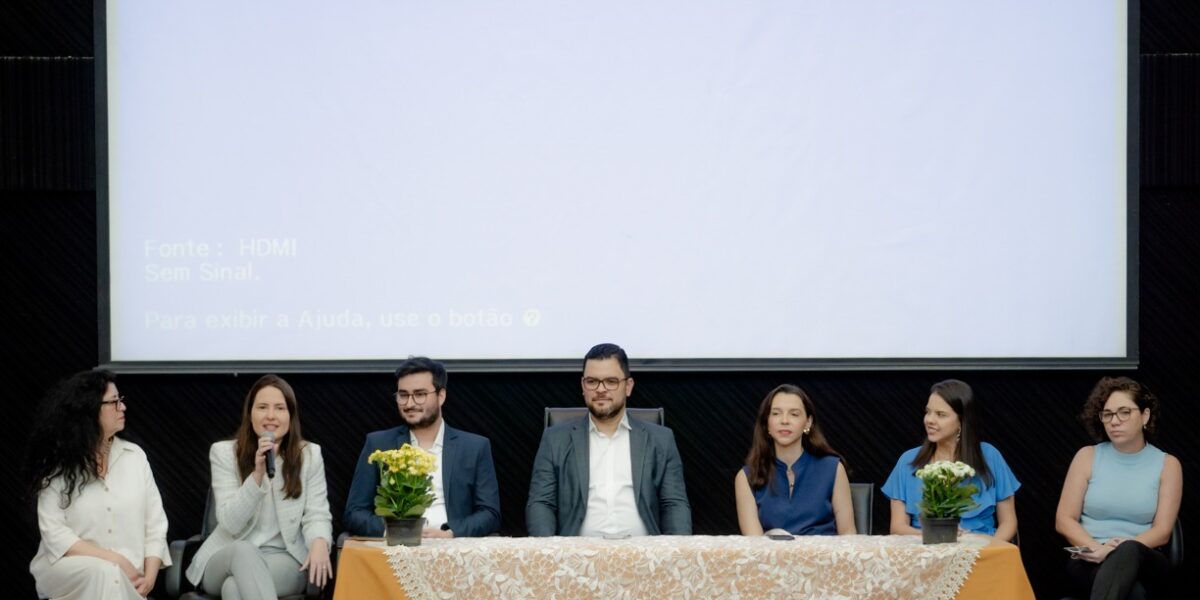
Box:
[526,343,691,537]
[344,356,500,538]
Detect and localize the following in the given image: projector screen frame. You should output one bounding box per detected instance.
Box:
[94,0,1140,374]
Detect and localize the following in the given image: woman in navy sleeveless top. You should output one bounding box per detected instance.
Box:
[1056,377,1182,599]
[734,384,855,536]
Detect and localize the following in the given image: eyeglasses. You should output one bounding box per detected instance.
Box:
[394,389,438,405]
[101,396,127,408]
[1099,407,1136,424]
[582,377,628,391]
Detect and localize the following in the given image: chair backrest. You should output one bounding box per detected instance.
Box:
[168,489,218,598]
[849,482,873,535]
[544,407,664,428]
[1167,518,1184,568]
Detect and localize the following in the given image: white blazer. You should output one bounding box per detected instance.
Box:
[185,440,333,586]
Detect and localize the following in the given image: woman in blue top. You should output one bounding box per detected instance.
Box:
[1056,377,1181,600]
[734,384,855,536]
[882,379,1020,540]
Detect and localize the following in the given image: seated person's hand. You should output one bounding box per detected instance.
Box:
[1079,544,1114,563]
[300,538,333,588]
[423,527,454,539]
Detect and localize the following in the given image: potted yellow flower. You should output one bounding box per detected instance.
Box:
[368,444,437,546]
[915,460,979,544]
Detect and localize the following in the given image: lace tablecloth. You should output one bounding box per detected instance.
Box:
[384,535,986,599]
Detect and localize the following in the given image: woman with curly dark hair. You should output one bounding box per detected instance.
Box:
[1056,377,1181,599]
[24,370,171,599]
[734,384,855,536]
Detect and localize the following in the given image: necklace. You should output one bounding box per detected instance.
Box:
[97,438,114,478]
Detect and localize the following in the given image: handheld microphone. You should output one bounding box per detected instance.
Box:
[264,430,276,479]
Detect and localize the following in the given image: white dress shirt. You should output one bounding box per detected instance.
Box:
[30,437,172,597]
[413,421,448,530]
[580,412,648,537]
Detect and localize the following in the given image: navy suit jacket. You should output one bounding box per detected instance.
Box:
[344,424,501,537]
[526,415,691,536]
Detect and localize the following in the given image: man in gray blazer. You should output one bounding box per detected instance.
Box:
[526,343,691,536]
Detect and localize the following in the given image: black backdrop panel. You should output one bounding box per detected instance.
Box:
[4,2,1198,598]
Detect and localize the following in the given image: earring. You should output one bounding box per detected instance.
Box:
[803,427,810,435]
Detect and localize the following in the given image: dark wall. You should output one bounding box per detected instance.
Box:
[3,2,1197,598]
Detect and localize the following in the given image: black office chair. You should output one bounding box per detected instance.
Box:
[162,488,321,600]
[1167,519,1184,568]
[544,406,664,428]
[1060,519,1183,600]
[849,482,874,535]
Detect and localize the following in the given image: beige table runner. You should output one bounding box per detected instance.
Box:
[385,534,983,599]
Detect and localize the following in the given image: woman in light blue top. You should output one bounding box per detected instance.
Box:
[1056,377,1182,600]
[882,379,1020,540]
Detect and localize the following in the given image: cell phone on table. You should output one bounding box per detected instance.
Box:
[1064,545,1092,555]
[767,534,794,541]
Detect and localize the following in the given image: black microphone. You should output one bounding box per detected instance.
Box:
[264,430,276,479]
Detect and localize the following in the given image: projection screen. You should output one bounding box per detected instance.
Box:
[97,0,1137,371]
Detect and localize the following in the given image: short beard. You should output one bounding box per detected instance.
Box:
[404,403,441,430]
[587,397,624,422]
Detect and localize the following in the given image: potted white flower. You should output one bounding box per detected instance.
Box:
[915,460,979,544]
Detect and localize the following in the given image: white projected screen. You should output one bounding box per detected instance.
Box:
[103,0,1129,364]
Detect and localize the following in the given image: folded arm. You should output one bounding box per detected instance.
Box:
[452,440,502,537]
[344,438,386,537]
[657,433,692,535]
[1055,447,1100,549]
[210,442,269,537]
[733,469,764,535]
[1132,454,1182,549]
[888,500,920,535]
[300,444,334,548]
[525,434,559,537]
[831,463,856,535]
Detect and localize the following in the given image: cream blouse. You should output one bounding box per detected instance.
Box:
[30,437,171,591]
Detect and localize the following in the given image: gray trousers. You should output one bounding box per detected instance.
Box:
[201,541,306,600]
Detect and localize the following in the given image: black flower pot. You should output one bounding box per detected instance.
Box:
[919,515,960,544]
[386,517,426,546]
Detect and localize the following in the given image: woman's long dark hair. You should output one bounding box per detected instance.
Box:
[233,374,306,499]
[744,384,842,488]
[910,379,993,487]
[22,370,116,508]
